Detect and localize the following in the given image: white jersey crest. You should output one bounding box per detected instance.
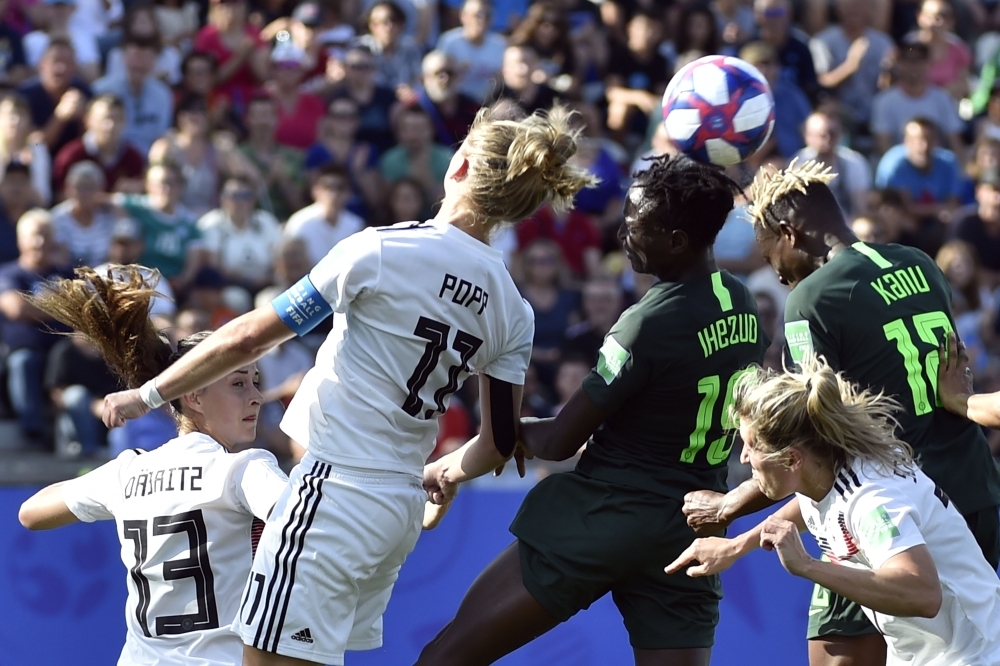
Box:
[798,459,1000,666]
[281,220,534,476]
[61,433,288,666]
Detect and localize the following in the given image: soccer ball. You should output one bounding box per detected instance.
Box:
[662,55,776,167]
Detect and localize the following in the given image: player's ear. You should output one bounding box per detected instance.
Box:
[669,228,689,253]
[448,154,470,182]
[777,220,799,246]
[181,390,206,416]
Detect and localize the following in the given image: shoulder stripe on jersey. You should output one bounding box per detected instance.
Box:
[254,462,330,652]
[837,471,856,495]
[253,462,325,650]
[710,272,733,313]
[131,448,145,455]
[847,469,861,487]
[833,481,847,498]
[851,242,892,269]
[376,221,431,232]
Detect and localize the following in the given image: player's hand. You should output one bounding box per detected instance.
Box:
[494,442,533,478]
[760,516,813,577]
[665,537,740,577]
[422,496,453,530]
[102,388,152,428]
[54,88,86,121]
[682,490,731,535]
[423,461,457,505]
[938,331,973,417]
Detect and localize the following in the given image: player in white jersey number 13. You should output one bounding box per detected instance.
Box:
[101,103,597,666]
[666,356,1000,666]
[18,267,289,666]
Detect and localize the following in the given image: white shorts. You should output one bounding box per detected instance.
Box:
[233,454,425,665]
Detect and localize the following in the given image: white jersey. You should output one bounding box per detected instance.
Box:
[798,459,1000,666]
[279,220,534,478]
[61,433,288,666]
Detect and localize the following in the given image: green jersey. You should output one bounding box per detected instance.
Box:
[784,242,1000,514]
[122,195,202,279]
[578,270,767,500]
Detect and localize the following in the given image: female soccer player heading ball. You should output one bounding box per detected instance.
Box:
[101,103,596,666]
[667,357,1000,666]
[19,267,288,666]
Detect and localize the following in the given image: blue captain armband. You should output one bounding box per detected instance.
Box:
[271,275,333,336]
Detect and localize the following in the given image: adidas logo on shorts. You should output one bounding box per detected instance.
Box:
[290,628,314,644]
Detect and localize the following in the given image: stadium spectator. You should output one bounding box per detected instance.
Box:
[379,104,454,202]
[154,0,200,50]
[303,96,377,219]
[562,276,625,365]
[185,266,238,328]
[193,0,268,115]
[567,101,626,233]
[490,44,559,116]
[52,94,146,195]
[715,199,767,278]
[712,0,756,52]
[870,42,964,157]
[95,217,177,322]
[50,161,116,267]
[238,95,305,222]
[92,36,174,157]
[104,6,183,86]
[0,0,30,87]
[267,40,326,150]
[23,0,100,82]
[509,2,582,95]
[794,110,872,218]
[949,167,1000,289]
[753,0,821,102]
[0,94,51,206]
[809,0,894,141]
[362,0,440,50]
[604,11,670,140]
[411,50,480,146]
[517,203,602,278]
[0,162,41,230]
[383,175,432,224]
[436,0,507,103]
[113,161,209,292]
[197,175,282,294]
[903,0,970,100]
[875,117,963,255]
[358,1,424,93]
[676,5,722,63]
[17,38,92,155]
[326,42,400,154]
[284,164,365,266]
[740,40,811,162]
[45,333,119,458]
[0,209,72,447]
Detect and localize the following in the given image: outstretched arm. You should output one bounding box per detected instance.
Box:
[683,478,778,535]
[519,387,610,461]
[19,483,80,531]
[938,332,1000,428]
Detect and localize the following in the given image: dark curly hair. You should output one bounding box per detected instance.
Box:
[631,154,743,252]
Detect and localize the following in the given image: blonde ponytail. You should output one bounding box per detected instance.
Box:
[733,355,914,475]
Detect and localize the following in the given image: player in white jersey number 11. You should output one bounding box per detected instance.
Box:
[99,103,596,666]
[18,267,288,666]
[666,356,1000,666]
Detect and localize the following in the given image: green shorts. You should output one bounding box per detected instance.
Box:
[807,506,1000,640]
[510,470,721,650]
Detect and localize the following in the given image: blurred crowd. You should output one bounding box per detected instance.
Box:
[0,0,999,471]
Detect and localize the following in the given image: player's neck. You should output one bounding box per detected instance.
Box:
[655,250,716,283]
[817,227,858,263]
[798,459,838,502]
[434,198,488,243]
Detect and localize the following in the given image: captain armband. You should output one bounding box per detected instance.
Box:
[270,275,334,336]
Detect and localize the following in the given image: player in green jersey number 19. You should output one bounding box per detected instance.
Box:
[680,161,1000,666]
[419,154,766,666]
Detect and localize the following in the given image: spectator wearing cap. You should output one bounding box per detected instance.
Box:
[794,110,872,218]
[810,0,894,137]
[358,1,424,95]
[197,176,282,294]
[268,39,327,150]
[0,209,74,446]
[411,50,480,146]
[875,116,963,256]
[17,38,92,155]
[23,0,101,82]
[379,105,454,203]
[871,42,964,158]
[753,0,821,103]
[92,36,174,156]
[0,0,31,87]
[50,161,117,267]
[284,164,365,266]
[326,43,400,154]
[950,167,1000,289]
[240,95,307,221]
[436,0,507,103]
[52,94,146,195]
[193,0,269,114]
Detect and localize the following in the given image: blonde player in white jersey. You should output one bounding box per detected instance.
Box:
[666,356,1000,666]
[100,104,597,666]
[17,267,289,666]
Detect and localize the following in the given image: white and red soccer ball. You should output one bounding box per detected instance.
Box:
[662,55,776,166]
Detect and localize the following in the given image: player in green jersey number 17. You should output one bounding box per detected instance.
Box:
[680,160,1000,666]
